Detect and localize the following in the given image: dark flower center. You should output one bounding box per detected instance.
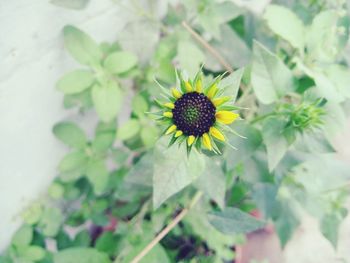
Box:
[172,92,216,136]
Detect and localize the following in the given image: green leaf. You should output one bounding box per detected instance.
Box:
[95,232,118,256]
[208,25,251,69]
[19,246,46,261]
[264,5,304,51]
[226,122,262,170]
[22,203,43,225]
[218,68,244,102]
[92,83,123,122]
[320,213,343,248]
[262,117,289,172]
[292,155,350,194]
[39,207,63,237]
[92,122,116,153]
[325,64,350,99]
[194,158,226,209]
[275,204,299,247]
[177,41,205,77]
[54,248,111,263]
[313,71,345,103]
[63,25,102,66]
[251,41,294,104]
[294,132,335,153]
[198,1,243,40]
[104,51,138,74]
[121,243,170,263]
[12,225,33,247]
[58,151,88,174]
[140,126,158,148]
[306,10,343,63]
[48,182,65,200]
[117,119,141,141]
[153,139,206,209]
[51,0,90,10]
[184,206,236,260]
[252,183,279,219]
[125,152,153,187]
[86,159,109,195]
[208,207,265,235]
[53,122,87,149]
[132,94,148,117]
[56,70,94,94]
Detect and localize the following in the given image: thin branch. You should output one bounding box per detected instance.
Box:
[129,191,203,263]
[182,21,234,74]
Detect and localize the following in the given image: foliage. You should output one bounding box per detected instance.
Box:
[2,0,350,262]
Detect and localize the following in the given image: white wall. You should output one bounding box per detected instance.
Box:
[0,0,129,251]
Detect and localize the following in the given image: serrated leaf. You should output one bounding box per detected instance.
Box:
[104,51,138,74]
[86,159,109,195]
[264,5,304,51]
[153,139,206,209]
[54,248,111,263]
[117,119,141,141]
[53,122,87,149]
[92,83,123,122]
[208,207,265,235]
[262,117,289,172]
[63,25,102,66]
[251,41,294,104]
[56,70,94,94]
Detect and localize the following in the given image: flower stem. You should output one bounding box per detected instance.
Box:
[129,191,203,263]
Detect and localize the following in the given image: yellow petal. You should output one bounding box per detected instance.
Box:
[209,127,225,141]
[202,133,212,150]
[165,125,177,135]
[187,135,195,146]
[212,96,230,107]
[207,84,218,99]
[175,130,183,138]
[171,88,182,99]
[185,81,192,92]
[215,111,239,124]
[195,78,202,93]
[164,102,175,109]
[163,111,173,118]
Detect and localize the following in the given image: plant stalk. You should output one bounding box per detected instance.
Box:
[129,191,203,263]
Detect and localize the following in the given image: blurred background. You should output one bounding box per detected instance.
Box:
[1,1,350,262]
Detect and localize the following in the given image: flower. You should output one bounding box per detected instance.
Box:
[156,70,240,154]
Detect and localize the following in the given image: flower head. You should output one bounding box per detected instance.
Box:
[156,70,240,154]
